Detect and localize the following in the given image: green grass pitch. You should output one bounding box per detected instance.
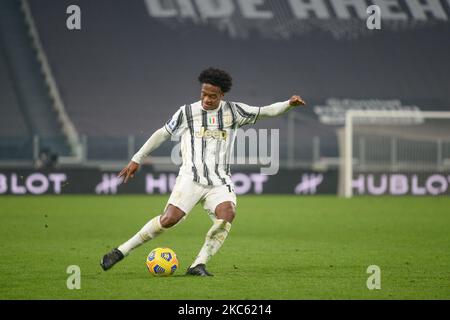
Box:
[0,195,449,299]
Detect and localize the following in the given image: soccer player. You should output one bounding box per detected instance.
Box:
[100,67,305,276]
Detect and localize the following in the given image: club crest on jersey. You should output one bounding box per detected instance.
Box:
[195,126,227,140]
[224,114,232,126]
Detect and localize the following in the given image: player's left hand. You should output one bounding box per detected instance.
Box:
[289,95,306,107]
[118,161,139,184]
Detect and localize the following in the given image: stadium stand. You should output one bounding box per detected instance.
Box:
[0,0,71,160]
[0,39,32,160]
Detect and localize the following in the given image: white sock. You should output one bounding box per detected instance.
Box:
[118,215,166,256]
[191,219,231,268]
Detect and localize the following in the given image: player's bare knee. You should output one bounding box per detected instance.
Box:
[160,213,181,228]
[224,209,236,223]
[160,205,185,228]
[215,202,236,223]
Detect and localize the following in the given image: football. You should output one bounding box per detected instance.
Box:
[146,247,179,276]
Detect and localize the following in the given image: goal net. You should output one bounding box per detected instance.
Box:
[340,111,450,197]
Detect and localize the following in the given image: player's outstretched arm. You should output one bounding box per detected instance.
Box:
[257,95,306,120]
[118,127,171,183]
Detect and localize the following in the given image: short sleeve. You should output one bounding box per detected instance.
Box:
[232,102,261,127]
[164,106,186,135]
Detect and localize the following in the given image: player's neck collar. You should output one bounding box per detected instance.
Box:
[200,100,223,112]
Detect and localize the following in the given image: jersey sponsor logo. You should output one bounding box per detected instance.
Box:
[195,126,227,140]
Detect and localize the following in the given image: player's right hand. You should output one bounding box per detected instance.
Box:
[289,95,306,106]
[118,161,139,184]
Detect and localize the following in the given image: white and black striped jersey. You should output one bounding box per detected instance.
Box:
[165,100,260,186]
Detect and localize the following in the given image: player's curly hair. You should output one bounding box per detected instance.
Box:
[198,67,232,93]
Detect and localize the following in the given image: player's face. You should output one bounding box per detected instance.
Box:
[201,83,223,110]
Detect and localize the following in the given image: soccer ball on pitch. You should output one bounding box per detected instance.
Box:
[146,247,179,276]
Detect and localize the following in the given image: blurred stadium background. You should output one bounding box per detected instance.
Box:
[1,0,450,196]
[1,0,450,301]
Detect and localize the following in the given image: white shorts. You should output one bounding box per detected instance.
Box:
[165,175,237,220]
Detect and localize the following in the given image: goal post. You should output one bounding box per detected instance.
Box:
[343,110,450,198]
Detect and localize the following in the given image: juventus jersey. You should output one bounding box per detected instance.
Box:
[165,100,261,186]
